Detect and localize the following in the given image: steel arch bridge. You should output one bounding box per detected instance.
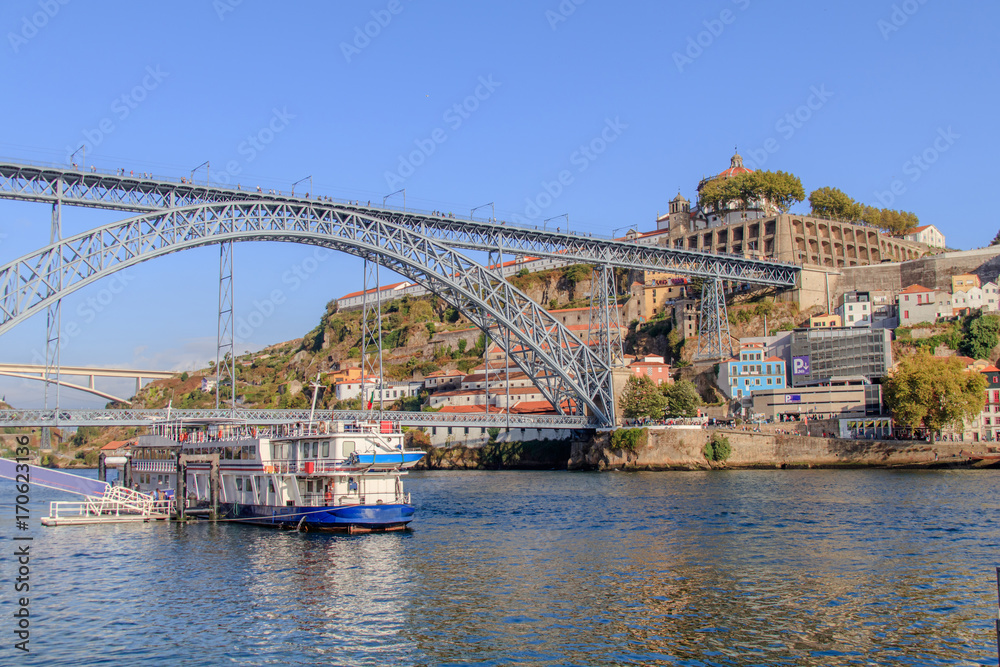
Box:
[0,200,619,423]
[0,161,799,286]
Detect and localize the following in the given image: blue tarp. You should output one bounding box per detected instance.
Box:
[0,458,109,497]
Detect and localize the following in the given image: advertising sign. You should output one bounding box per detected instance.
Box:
[792,355,811,376]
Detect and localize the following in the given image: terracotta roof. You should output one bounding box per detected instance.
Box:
[899,284,932,294]
[982,365,1000,373]
[101,440,134,451]
[764,356,784,363]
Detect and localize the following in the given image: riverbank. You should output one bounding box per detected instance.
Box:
[413,427,999,471]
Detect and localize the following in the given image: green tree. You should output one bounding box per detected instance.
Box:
[961,313,1000,360]
[809,186,862,221]
[662,379,702,417]
[619,375,667,420]
[883,353,986,443]
[992,229,1000,246]
[700,170,804,219]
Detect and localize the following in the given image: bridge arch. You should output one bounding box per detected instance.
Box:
[0,201,614,423]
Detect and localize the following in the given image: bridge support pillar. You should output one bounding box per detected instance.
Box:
[694,278,733,361]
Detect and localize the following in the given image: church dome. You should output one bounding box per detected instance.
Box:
[670,192,688,203]
[716,151,753,179]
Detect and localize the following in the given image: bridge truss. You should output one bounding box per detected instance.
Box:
[0,201,618,423]
[0,159,802,427]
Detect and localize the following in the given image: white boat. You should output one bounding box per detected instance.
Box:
[127,419,425,532]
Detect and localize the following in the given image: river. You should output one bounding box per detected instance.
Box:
[2,469,999,665]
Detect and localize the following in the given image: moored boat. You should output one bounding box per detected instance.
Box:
[127,419,424,532]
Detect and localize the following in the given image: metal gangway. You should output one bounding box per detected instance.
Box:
[41,485,173,526]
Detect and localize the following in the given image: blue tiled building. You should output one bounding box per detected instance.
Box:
[717,343,787,401]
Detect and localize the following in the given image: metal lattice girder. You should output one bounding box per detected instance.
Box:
[0,407,598,429]
[361,258,384,409]
[587,264,624,370]
[694,278,733,361]
[0,161,799,287]
[0,201,616,424]
[216,241,235,410]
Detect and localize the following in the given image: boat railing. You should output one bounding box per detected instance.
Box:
[48,486,173,520]
[298,492,411,507]
[262,458,366,475]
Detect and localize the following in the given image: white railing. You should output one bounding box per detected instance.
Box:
[48,486,172,520]
[299,492,412,507]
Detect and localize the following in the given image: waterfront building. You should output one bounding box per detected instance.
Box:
[788,326,892,387]
[629,355,673,387]
[752,383,882,421]
[717,343,787,403]
[979,365,1000,442]
[630,277,688,323]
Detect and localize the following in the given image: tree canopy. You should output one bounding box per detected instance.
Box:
[662,379,702,418]
[808,186,862,221]
[883,353,986,440]
[960,313,1000,360]
[699,170,804,217]
[992,229,1000,246]
[807,186,918,235]
[619,375,667,419]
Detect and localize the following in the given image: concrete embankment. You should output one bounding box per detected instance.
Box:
[568,427,997,471]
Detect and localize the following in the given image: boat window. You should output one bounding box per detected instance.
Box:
[268,480,275,493]
[343,441,355,457]
[312,442,319,458]
[301,442,310,458]
[236,478,243,492]
[321,441,330,457]
[248,445,256,459]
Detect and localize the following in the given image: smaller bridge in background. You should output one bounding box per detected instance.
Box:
[0,364,176,404]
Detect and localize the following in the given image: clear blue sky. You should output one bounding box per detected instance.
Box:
[0,0,996,407]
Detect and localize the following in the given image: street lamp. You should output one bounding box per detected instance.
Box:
[471,202,494,221]
[612,225,636,239]
[191,160,210,186]
[69,145,85,170]
[292,175,312,197]
[383,188,405,210]
[544,213,568,232]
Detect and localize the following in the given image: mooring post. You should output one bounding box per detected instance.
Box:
[176,454,187,522]
[209,460,220,521]
[98,452,106,484]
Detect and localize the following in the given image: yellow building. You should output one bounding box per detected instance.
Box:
[630,277,689,322]
[808,313,842,328]
[952,273,981,293]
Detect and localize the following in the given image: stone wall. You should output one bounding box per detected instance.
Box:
[832,246,1000,304]
[568,427,994,470]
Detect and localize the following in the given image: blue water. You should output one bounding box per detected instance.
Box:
[2,469,1000,665]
